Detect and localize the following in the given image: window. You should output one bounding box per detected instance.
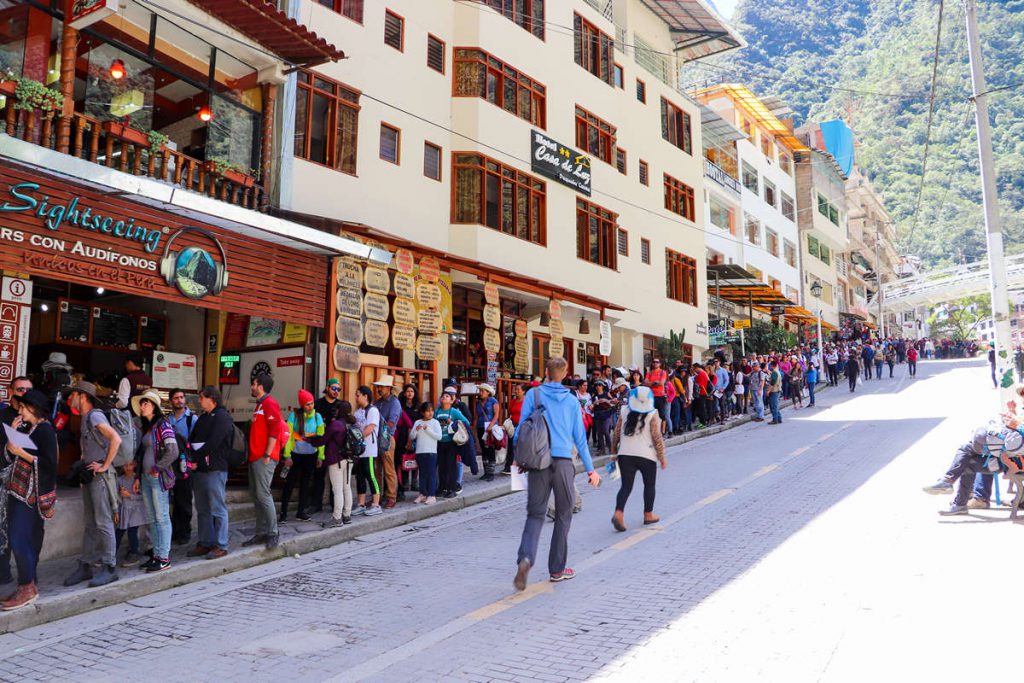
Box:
[747,264,763,281]
[424,142,441,180]
[615,147,627,174]
[663,173,695,221]
[781,192,795,221]
[817,193,840,225]
[779,153,792,176]
[786,285,800,302]
[573,13,614,86]
[453,48,546,127]
[760,134,773,159]
[808,234,820,259]
[379,123,400,163]
[741,162,758,194]
[765,228,779,256]
[640,238,651,264]
[575,106,615,164]
[384,10,404,51]
[784,239,797,267]
[636,79,646,103]
[452,153,546,244]
[708,196,734,234]
[319,0,363,22]
[745,215,761,245]
[660,98,692,154]
[427,35,445,73]
[819,243,831,265]
[613,63,624,88]
[577,198,618,269]
[769,277,781,292]
[666,250,698,306]
[742,118,753,143]
[294,70,360,174]
[617,228,628,256]
[822,283,834,306]
[485,0,545,39]
[764,179,776,207]
[639,160,649,186]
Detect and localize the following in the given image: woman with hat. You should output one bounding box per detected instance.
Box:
[473,383,501,482]
[132,389,178,573]
[279,389,325,522]
[2,390,57,609]
[610,386,667,532]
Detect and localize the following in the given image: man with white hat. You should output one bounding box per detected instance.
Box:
[474,383,502,481]
[373,375,402,508]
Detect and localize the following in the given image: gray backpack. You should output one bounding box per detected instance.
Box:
[514,389,552,472]
[85,408,137,468]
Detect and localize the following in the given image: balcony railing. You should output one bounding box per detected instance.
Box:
[704,158,741,195]
[1,102,264,211]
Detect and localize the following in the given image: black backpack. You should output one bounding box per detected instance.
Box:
[344,424,366,458]
[225,423,247,468]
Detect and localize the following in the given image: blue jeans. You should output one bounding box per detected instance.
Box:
[416,452,438,496]
[683,403,693,430]
[972,472,994,502]
[874,361,883,378]
[141,473,172,560]
[8,499,43,585]
[193,470,229,550]
[670,398,682,433]
[752,388,764,419]
[807,381,816,406]
[768,392,782,423]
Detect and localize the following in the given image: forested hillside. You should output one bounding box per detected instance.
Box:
[700,0,1024,267]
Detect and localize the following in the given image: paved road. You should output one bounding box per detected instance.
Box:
[0,358,1013,682]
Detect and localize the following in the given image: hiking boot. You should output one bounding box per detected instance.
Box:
[119,552,142,568]
[939,504,969,516]
[967,498,990,509]
[611,510,626,532]
[1,583,37,611]
[145,558,171,573]
[63,561,93,587]
[549,568,576,583]
[241,534,268,547]
[88,564,119,587]
[205,548,228,560]
[513,558,531,592]
[265,534,280,550]
[922,480,954,495]
[187,544,213,558]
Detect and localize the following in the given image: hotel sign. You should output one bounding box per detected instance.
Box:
[530,130,591,196]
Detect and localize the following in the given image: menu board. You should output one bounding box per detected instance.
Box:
[139,316,166,350]
[91,307,138,350]
[58,300,91,344]
[223,313,249,350]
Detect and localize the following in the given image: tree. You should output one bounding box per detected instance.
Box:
[742,320,797,355]
[927,295,989,342]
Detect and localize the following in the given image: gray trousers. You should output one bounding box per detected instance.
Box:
[517,458,576,575]
[81,471,117,567]
[249,458,278,537]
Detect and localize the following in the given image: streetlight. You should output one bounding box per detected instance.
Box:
[811,280,824,381]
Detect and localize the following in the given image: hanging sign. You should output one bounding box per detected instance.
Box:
[419,257,440,283]
[392,297,417,326]
[514,339,529,374]
[363,292,390,321]
[282,323,308,345]
[549,318,564,337]
[416,282,442,309]
[416,334,443,361]
[336,287,362,319]
[364,319,389,348]
[392,324,417,350]
[549,337,564,358]
[483,304,501,330]
[599,320,612,357]
[67,0,120,31]
[549,299,562,320]
[417,308,443,334]
[514,319,528,337]
[394,248,415,275]
[337,258,362,289]
[335,316,362,346]
[484,282,500,305]
[483,328,501,353]
[364,266,391,295]
[333,343,360,373]
[394,272,416,299]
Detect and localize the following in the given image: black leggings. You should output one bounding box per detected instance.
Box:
[437,441,458,493]
[614,455,658,513]
[354,456,379,496]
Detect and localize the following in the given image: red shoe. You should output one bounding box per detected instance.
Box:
[550,568,576,583]
[1,582,37,611]
[383,499,396,509]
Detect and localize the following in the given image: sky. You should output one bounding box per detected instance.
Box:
[711,0,740,20]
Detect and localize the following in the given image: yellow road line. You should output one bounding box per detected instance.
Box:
[789,446,809,456]
[752,464,779,478]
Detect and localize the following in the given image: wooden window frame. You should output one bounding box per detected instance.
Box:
[424,141,442,181]
[765,228,779,257]
[640,238,651,265]
[666,249,698,306]
[427,34,446,73]
[379,122,401,164]
[485,0,545,40]
[613,63,624,88]
[573,12,614,86]
[576,198,619,270]
[639,159,649,186]
[574,104,616,164]
[660,97,692,154]
[784,239,797,267]
[617,228,629,256]
[663,173,695,221]
[636,78,646,103]
[384,9,404,52]
[453,48,546,128]
[781,192,795,221]
[615,147,627,175]
[745,215,761,246]
[764,179,777,207]
[318,0,364,23]
[451,152,547,245]
[294,69,360,175]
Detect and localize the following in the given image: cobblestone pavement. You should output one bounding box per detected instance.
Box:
[0,358,1012,682]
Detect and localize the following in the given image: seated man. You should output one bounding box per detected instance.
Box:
[964,390,1024,509]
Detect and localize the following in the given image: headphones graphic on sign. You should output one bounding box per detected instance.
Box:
[159,226,230,299]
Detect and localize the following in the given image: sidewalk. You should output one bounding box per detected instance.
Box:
[0,385,826,633]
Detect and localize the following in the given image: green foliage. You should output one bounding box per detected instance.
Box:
[926,294,989,341]
[742,320,797,354]
[146,130,169,149]
[206,156,256,179]
[656,329,688,365]
[12,77,62,113]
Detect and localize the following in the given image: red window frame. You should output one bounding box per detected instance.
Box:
[577,198,618,270]
[453,48,546,128]
[663,173,695,221]
[427,34,445,73]
[615,147,626,174]
[639,159,649,186]
[294,70,360,175]
[317,0,363,23]
[384,10,404,52]
[452,152,547,245]
[617,228,629,256]
[573,12,614,86]
[484,0,545,40]
[666,249,698,306]
[574,105,615,164]
[379,123,400,164]
[660,97,692,154]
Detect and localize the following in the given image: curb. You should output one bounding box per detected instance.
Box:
[0,382,830,633]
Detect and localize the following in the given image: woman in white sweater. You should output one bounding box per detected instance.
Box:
[611,386,667,531]
[411,402,443,504]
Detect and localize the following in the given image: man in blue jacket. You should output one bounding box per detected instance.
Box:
[513,357,601,590]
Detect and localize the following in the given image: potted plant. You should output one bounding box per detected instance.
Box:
[147,130,169,149]
[202,157,257,188]
[12,77,63,113]
[102,118,150,147]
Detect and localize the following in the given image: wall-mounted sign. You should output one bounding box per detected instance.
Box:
[484,282,500,306]
[337,258,362,289]
[392,297,417,326]
[530,130,592,196]
[333,343,360,373]
[393,273,416,299]
[483,304,501,330]
[549,318,564,337]
[218,353,241,385]
[416,334,443,361]
[152,351,197,391]
[483,328,502,353]
[364,266,390,295]
[416,282,442,309]
[282,323,308,345]
[335,316,362,346]
[364,319,389,348]
[599,336,612,357]
[364,292,390,321]
[160,227,229,300]
[732,319,751,330]
[246,317,284,347]
[419,257,440,283]
[417,308,442,335]
[392,324,417,350]
[514,337,529,374]
[549,337,564,359]
[337,287,362,319]
[394,248,415,275]
[67,0,119,30]
[514,318,528,337]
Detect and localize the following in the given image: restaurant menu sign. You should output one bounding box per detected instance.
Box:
[530,130,592,196]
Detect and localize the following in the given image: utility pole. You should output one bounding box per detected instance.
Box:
[965,0,1013,398]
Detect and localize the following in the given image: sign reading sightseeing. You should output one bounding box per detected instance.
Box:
[530,130,591,196]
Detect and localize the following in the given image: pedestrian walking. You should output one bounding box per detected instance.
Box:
[610,386,666,532]
[187,385,233,560]
[279,390,324,523]
[132,389,178,573]
[322,400,358,527]
[513,358,600,591]
[767,361,784,424]
[243,373,281,551]
[353,386,383,516]
[846,353,860,392]
[411,402,443,504]
[885,345,896,378]
[789,359,804,409]
[806,362,818,408]
[907,345,918,378]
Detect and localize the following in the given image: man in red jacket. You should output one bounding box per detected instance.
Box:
[645,359,669,427]
[245,372,282,550]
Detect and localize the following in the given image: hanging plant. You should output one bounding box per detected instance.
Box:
[147,130,169,149]
[12,77,63,113]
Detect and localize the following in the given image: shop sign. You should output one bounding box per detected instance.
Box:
[160,227,229,300]
[549,337,564,359]
[364,320,389,348]
[548,318,564,337]
[733,319,751,330]
[771,305,786,317]
[336,287,362,319]
[514,319,528,337]
[1,277,31,305]
[67,0,119,30]
[484,282,500,306]
[152,351,197,390]
[483,328,501,353]
[335,316,362,346]
[413,268,453,334]
[487,354,498,386]
[392,324,416,350]
[483,304,501,330]
[337,258,362,289]
[218,353,241,385]
[513,337,529,374]
[282,323,308,344]
[694,321,708,339]
[417,308,442,335]
[394,248,415,275]
[530,130,592,196]
[549,299,562,320]
[392,297,417,326]
[333,343,361,373]
[364,266,390,295]
[393,272,416,299]
[363,292,390,321]
[276,356,304,368]
[599,320,611,340]
[247,317,284,347]
[416,334,443,361]
[416,282,442,309]
[598,320,611,357]
[419,257,440,283]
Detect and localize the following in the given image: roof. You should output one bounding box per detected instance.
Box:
[707,264,796,307]
[700,103,746,144]
[694,84,809,153]
[187,0,344,66]
[640,0,746,61]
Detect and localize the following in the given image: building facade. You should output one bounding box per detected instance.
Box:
[844,166,899,334]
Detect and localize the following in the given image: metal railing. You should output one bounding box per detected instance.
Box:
[882,253,1024,309]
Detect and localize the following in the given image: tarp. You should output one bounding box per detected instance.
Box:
[819,120,854,177]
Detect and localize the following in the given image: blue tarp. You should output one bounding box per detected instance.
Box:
[820,120,854,177]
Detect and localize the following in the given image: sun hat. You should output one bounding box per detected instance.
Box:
[372,374,395,388]
[41,351,72,371]
[443,386,458,395]
[61,380,101,402]
[627,386,656,414]
[477,383,495,395]
[613,377,629,389]
[17,389,50,414]
[298,389,315,406]
[131,388,164,416]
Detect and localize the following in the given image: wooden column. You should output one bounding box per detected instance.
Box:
[56,22,78,154]
[259,83,276,198]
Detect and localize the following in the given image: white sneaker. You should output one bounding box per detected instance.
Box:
[364,506,383,516]
[351,505,367,516]
[414,495,426,504]
[425,496,436,504]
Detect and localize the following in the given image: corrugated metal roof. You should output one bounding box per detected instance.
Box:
[700,103,746,143]
[187,0,344,66]
[640,0,746,61]
[694,83,809,153]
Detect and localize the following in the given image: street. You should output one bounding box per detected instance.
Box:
[0,357,1013,682]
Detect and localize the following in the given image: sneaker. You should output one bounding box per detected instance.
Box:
[145,558,171,573]
[265,534,280,550]
[483,474,495,482]
[119,552,141,568]
[383,499,396,510]
[296,512,312,521]
[364,505,383,517]
[513,558,531,591]
[922,480,954,495]
[241,534,268,547]
[63,561,93,587]
[444,492,457,499]
[939,504,969,516]
[454,484,463,494]
[549,568,576,583]
[139,557,157,571]
[205,548,228,560]
[425,496,436,504]
[342,515,352,525]
[322,518,343,528]
[1,583,37,611]
[414,495,426,504]
[186,544,213,558]
[88,564,119,587]
[967,498,990,509]
[351,506,367,517]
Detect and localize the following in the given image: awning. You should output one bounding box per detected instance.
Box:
[694,84,809,153]
[840,311,867,322]
[639,0,746,61]
[187,0,345,66]
[821,320,838,332]
[706,264,796,308]
[700,103,746,144]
